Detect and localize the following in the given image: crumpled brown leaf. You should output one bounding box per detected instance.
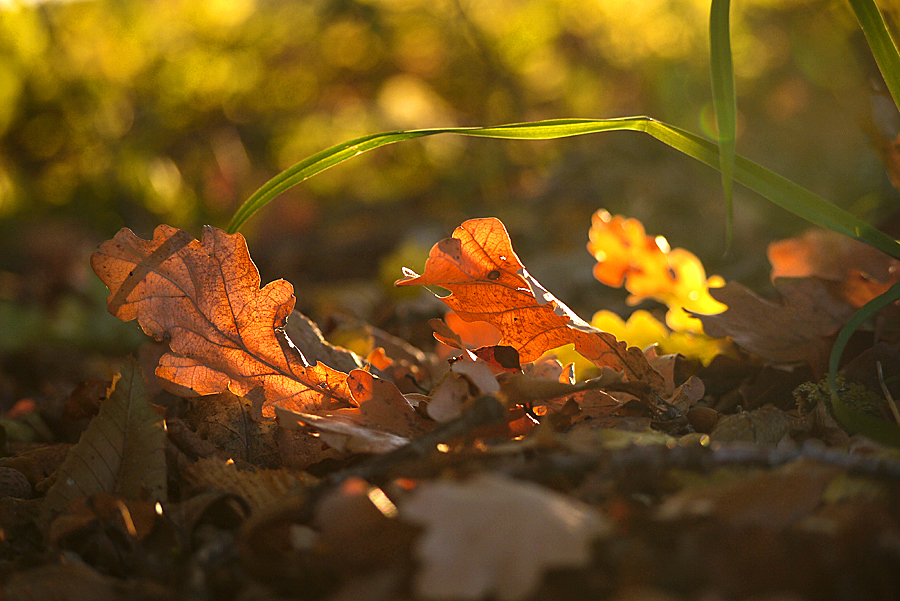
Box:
[402,472,609,601]
[277,369,433,453]
[396,218,663,390]
[91,225,385,418]
[695,277,856,370]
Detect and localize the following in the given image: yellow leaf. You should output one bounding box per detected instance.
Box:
[587,210,727,332]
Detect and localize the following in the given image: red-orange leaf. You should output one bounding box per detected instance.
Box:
[91,225,354,417]
[396,218,662,389]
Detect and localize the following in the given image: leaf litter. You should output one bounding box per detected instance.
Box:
[3,214,900,601]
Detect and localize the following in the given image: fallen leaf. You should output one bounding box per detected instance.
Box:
[587,209,726,331]
[41,357,166,522]
[591,309,728,366]
[47,492,157,545]
[767,228,898,307]
[427,371,474,422]
[431,316,520,373]
[336,369,431,437]
[185,391,282,468]
[312,478,417,574]
[561,388,624,423]
[282,310,366,373]
[63,379,111,421]
[709,405,793,445]
[396,218,663,390]
[695,278,856,369]
[402,473,609,601]
[276,366,433,453]
[182,456,316,512]
[91,225,369,417]
[277,409,410,454]
[440,311,503,351]
[656,460,839,529]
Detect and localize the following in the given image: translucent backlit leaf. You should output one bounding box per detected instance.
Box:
[396,217,663,389]
[91,225,370,417]
[587,209,726,332]
[591,309,727,366]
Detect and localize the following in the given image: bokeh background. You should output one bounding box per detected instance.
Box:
[1,0,898,405]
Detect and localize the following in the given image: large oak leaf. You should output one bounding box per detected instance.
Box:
[396,218,662,389]
[91,225,354,417]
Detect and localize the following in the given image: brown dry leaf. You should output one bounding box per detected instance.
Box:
[656,460,839,529]
[427,374,471,422]
[41,357,166,522]
[396,218,663,390]
[709,405,793,445]
[182,457,315,512]
[185,391,282,468]
[277,408,410,454]
[695,278,856,369]
[276,369,431,454]
[91,225,360,417]
[282,310,365,373]
[767,228,898,308]
[336,369,432,436]
[402,473,609,601]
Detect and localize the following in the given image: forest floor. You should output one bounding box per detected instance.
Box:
[1,209,900,601]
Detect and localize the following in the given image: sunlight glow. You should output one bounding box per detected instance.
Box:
[367,487,399,518]
[654,235,670,253]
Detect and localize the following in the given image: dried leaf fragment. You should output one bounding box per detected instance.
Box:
[402,473,609,601]
[91,225,356,417]
[397,218,662,389]
[276,368,431,453]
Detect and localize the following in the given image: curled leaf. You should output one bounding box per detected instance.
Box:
[277,409,410,454]
[397,218,663,389]
[696,278,856,369]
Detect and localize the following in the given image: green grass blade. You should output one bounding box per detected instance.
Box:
[849,0,900,111]
[828,282,900,447]
[710,0,737,247]
[227,117,900,263]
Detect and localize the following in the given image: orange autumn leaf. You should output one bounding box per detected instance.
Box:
[90,224,358,418]
[396,218,663,389]
[588,210,669,291]
[587,209,725,330]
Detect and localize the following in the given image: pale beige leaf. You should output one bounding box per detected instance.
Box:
[402,473,609,601]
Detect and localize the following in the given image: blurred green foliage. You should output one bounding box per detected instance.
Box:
[0,0,897,315]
